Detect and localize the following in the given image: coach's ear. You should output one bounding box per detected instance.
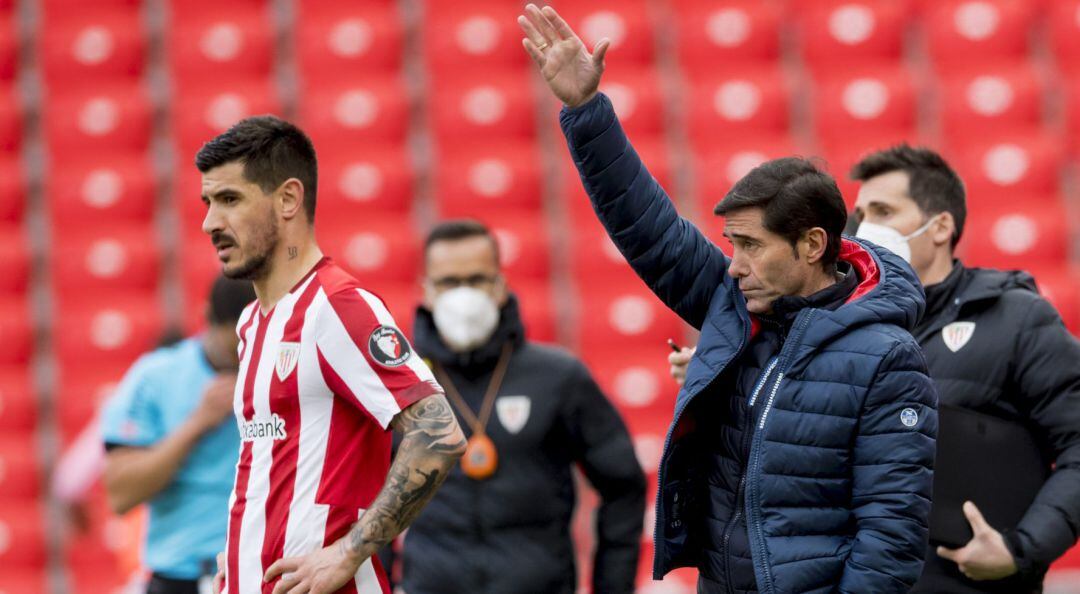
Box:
[278,178,306,222]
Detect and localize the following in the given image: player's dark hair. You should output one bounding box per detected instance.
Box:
[195,115,319,223]
[424,219,501,264]
[715,157,847,269]
[207,275,256,326]
[850,144,967,248]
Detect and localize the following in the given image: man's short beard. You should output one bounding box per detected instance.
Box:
[224,212,279,281]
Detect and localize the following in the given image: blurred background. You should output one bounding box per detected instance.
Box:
[0,0,1078,592]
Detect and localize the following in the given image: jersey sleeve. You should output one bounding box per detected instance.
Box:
[314,287,443,429]
[99,357,166,449]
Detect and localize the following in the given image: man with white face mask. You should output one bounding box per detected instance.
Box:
[670,145,1080,594]
[395,219,645,594]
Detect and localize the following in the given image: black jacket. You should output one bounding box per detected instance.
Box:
[399,295,646,594]
[911,263,1080,593]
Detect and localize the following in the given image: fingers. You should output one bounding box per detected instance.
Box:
[264,558,299,583]
[963,501,991,535]
[591,38,611,66]
[936,545,960,562]
[516,15,548,50]
[522,38,546,66]
[525,4,560,44]
[541,5,577,40]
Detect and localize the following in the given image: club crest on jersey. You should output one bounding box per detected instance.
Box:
[496,396,531,434]
[369,326,412,368]
[276,342,300,381]
[942,321,976,353]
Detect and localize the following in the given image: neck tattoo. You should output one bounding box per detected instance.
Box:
[288,246,298,260]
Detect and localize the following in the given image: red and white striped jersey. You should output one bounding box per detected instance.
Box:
[223,258,441,594]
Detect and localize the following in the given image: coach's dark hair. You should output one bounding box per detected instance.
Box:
[195,115,319,222]
[850,144,966,248]
[423,219,500,264]
[207,275,256,326]
[715,157,847,268]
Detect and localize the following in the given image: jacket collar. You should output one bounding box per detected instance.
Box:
[413,293,526,376]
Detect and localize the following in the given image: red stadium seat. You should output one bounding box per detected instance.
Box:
[423,1,529,72]
[511,280,557,343]
[172,80,282,158]
[577,285,684,353]
[925,0,1033,73]
[55,371,123,442]
[1049,0,1080,75]
[173,162,208,232]
[295,3,403,82]
[685,68,791,153]
[957,202,1070,269]
[167,7,273,85]
[318,147,414,217]
[0,298,32,366]
[45,84,153,157]
[0,16,17,82]
[40,11,146,90]
[813,67,917,148]
[52,228,161,294]
[568,218,641,287]
[42,0,141,16]
[0,158,24,224]
[820,132,933,207]
[0,568,49,594]
[585,348,679,418]
[484,216,552,285]
[798,1,909,74]
[299,77,410,148]
[673,1,781,74]
[596,66,665,139]
[0,229,29,295]
[54,293,164,376]
[0,86,21,156]
[319,218,420,285]
[433,142,543,217]
[695,136,799,218]
[47,156,156,225]
[1065,78,1080,155]
[947,134,1065,201]
[552,1,655,66]
[0,435,40,501]
[178,231,221,327]
[1032,267,1080,334]
[0,369,35,432]
[938,65,1042,144]
[0,502,46,568]
[429,73,537,146]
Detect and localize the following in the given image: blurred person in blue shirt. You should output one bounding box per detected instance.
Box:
[100,276,255,594]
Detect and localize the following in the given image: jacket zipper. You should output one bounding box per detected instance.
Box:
[719,357,779,593]
[653,282,752,579]
[745,310,815,594]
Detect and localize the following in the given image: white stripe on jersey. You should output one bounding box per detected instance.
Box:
[356,289,440,388]
[282,288,333,558]
[315,295,404,429]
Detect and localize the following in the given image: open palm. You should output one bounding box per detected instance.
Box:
[518,4,610,108]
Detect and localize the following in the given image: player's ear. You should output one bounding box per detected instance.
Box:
[278,178,305,221]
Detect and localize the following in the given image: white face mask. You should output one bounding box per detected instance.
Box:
[432,287,500,353]
[855,217,936,263]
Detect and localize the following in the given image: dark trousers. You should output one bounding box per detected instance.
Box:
[146,574,200,594]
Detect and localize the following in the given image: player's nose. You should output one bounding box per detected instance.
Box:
[202,204,224,236]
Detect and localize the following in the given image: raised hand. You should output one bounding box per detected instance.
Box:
[518,4,610,108]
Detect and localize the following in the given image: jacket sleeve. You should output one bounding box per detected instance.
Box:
[560,359,646,594]
[560,93,729,329]
[1003,295,1080,580]
[839,340,938,594]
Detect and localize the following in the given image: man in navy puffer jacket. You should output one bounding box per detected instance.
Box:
[517,5,938,593]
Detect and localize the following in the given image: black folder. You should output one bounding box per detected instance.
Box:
[928,403,1050,547]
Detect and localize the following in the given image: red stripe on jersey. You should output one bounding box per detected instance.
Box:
[236,305,258,363]
[372,554,391,594]
[228,312,270,594]
[315,348,392,509]
[323,289,433,411]
[259,280,321,591]
[323,505,360,594]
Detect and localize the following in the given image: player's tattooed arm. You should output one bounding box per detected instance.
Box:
[342,393,466,561]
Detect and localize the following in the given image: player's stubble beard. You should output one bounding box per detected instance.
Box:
[215,205,280,282]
